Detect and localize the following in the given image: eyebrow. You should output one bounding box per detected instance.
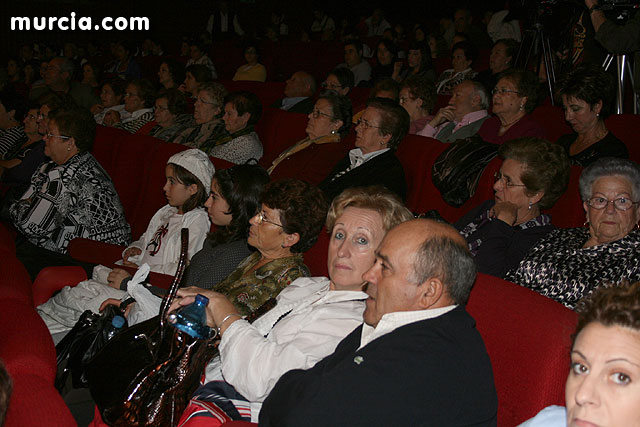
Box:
[375,250,393,269]
[572,350,640,368]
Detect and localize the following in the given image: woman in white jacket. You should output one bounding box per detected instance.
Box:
[37,149,215,338]
[172,186,414,425]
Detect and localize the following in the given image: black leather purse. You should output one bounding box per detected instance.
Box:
[84,228,218,426]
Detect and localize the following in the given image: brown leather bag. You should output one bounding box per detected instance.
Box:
[84,228,217,426]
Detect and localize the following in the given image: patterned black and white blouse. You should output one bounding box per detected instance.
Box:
[505,227,640,309]
[9,151,131,253]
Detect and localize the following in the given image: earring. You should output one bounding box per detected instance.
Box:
[67,147,71,151]
[583,220,589,228]
[330,129,337,135]
[519,104,524,111]
[528,201,532,210]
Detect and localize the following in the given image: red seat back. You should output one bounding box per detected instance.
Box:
[605,113,640,162]
[531,105,572,142]
[467,274,577,426]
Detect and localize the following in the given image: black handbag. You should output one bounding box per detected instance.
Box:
[55,303,128,392]
[84,228,218,426]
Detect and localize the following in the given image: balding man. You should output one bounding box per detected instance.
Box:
[418,80,489,142]
[260,219,498,426]
[271,71,316,114]
[29,57,99,110]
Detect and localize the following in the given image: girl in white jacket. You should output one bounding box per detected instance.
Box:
[38,148,215,337]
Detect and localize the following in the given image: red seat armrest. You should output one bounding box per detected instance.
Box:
[32,266,89,306]
[67,238,126,265]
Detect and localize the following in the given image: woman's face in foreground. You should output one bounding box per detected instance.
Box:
[565,322,640,427]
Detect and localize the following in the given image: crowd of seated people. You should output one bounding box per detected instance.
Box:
[0,1,639,424]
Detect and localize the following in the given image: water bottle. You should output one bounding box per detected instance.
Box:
[105,315,125,341]
[168,294,212,339]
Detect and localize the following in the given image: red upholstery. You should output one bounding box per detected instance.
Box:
[605,113,640,162]
[303,228,330,278]
[4,374,75,427]
[32,266,89,307]
[0,256,33,304]
[545,166,585,229]
[467,274,577,426]
[530,105,571,142]
[258,109,309,167]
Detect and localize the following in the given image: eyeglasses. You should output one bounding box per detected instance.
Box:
[399,96,415,105]
[492,87,519,96]
[310,109,333,119]
[37,113,48,120]
[27,114,37,120]
[255,210,283,227]
[494,171,527,188]
[355,118,381,130]
[196,97,217,105]
[124,92,139,98]
[586,197,638,211]
[46,133,72,140]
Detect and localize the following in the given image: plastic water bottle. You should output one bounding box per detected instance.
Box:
[105,315,125,341]
[168,294,212,339]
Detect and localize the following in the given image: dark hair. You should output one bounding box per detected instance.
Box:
[82,61,102,84]
[189,39,207,54]
[403,74,437,113]
[261,179,329,253]
[161,59,185,89]
[376,39,398,62]
[498,69,539,114]
[411,230,477,305]
[407,41,433,74]
[102,78,126,98]
[0,359,11,427]
[128,79,156,108]
[369,77,400,101]
[451,40,477,64]
[317,91,353,137]
[344,39,363,56]
[0,88,27,122]
[557,63,615,119]
[157,88,186,116]
[494,38,519,62]
[37,92,76,113]
[209,164,270,245]
[167,163,207,213]
[185,64,212,84]
[328,68,355,91]
[366,97,410,150]
[225,91,262,126]
[242,41,261,58]
[49,107,96,153]
[574,281,640,344]
[498,137,570,210]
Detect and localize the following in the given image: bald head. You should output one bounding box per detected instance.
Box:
[285,71,316,98]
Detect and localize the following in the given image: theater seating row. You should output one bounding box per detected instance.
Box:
[3,83,637,424]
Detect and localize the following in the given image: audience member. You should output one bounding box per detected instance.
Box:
[103,79,155,133]
[29,57,99,110]
[181,64,213,98]
[260,218,498,426]
[107,40,142,81]
[476,38,518,93]
[310,8,336,41]
[157,59,185,90]
[365,8,391,37]
[233,43,267,82]
[186,40,217,79]
[392,41,436,83]
[399,75,436,134]
[174,81,228,149]
[322,68,354,97]
[147,88,190,142]
[271,71,315,114]
[91,79,125,125]
[206,0,245,40]
[338,40,372,86]
[419,80,489,142]
[435,41,478,95]
[371,40,398,83]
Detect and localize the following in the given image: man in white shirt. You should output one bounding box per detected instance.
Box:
[337,40,372,86]
[418,80,489,142]
[270,71,315,114]
[260,219,498,426]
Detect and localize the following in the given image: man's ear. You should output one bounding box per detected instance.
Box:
[417,277,445,309]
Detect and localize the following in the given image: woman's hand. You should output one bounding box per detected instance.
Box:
[122,247,142,267]
[170,287,241,333]
[490,201,519,226]
[178,83,187,93]
[107,268,132,290]
[99,298,134,317]
[392,61,403,81]
[103,110,121,126]
[90,104,104,115]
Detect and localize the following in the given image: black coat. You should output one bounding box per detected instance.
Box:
[319,150,407,202]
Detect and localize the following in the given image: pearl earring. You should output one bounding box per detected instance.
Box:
[528,201,532,210]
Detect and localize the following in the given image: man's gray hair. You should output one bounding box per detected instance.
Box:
[409,235,477,305]
[469,80,489,110]
[579,157,640,201]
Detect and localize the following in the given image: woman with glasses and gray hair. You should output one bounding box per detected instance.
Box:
[319,97,409,202]
[268,91,352,184]
[455,137,570,277]
[506,157,640,309]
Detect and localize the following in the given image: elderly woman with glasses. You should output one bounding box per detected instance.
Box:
[103,79,155,134]
[455,137,570,278]
[268,91,352,184]
[478,69,546,144]
[506,157,640,309]
[319,97,409,202]
[146,88,191,142]
[322,68,354,97]
[399,74,436,134]
[174,82,228,149]
[9,107,130,280]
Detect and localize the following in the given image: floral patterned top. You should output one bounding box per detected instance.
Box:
[212,251,309,316]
